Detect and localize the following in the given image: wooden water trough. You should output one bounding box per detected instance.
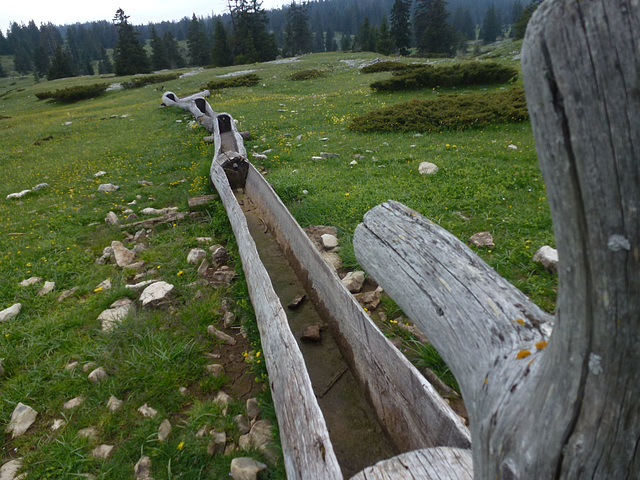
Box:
[162,90,471,479]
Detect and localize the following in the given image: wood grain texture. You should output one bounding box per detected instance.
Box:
[245,168,471,453]
[353,1,640,479]
[350,448,473,480]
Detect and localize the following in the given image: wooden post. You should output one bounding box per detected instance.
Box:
[353,1,640,478]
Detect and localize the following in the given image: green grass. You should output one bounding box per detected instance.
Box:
[1,41,556,477]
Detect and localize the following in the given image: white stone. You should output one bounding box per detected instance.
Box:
[94,171,107,177]
[246,398,260,421]
[187,248,207,265]
[230,457,267,480]
[320,233,339,249]
[350,160,358,165]
[65,361,79,371]
[125,280,156,291]
[158,419,172,442]
[6,190,31,199]
[134,456,154,480]
[341,271,366,293]
[78,426,98,442]
[88,367,109,383]
[107,395,123,412]
[98,304,133,332]
[6,403,38,438]
[98,184,119,193]
[532,245,559,274]
[207,431,226,456]
[418,162,438,175]
[111,241,136,267]
[196,237,213,243]
[138,404,158,418]
[37,281,55,296]
[0,304,22,323]
[91,444,114,460]
[0,459,23,480]
[51,419,66,430]
[322,252,342,271]
[94,278,111,291]
[508,144,518,150]
[207,325,237,345]
[140,207,178,216]
[105,211,120,226]
[469,231,495,248]
[311,156,323,161]
[206,364,226,377]
[63,396,84,409]
[19,276,42,287]
[140,281,174,307]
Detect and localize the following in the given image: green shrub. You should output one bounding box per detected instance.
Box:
[122,72,180,89]
[289,69,324,81]
[348,87,528,133]
[360,61,411,74]
[370,61,518,92]
[34,83,109,102]
[206,73,261,90]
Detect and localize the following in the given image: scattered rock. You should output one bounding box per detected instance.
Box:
[188,195,218,211]
[78,426,98,442]
[211,266,236,285]
[533,245,558,273]
[19,277,42,287]
[354,287,383,311]
[223,311,235,328]
[57,287,79,302]
[140,281,174,307]
[196,237,213,243]
[197,259,211,276]
[82,362,98,372]
[94,278,112,292]
[187,248,207,265]
[105,211,120,226]
[138,404,158,418]
[322,252,342,271]
[418,162,438,175]
[234,415,251,435]
[134,456,154,480]
[98,301,133,332]
[207,431,227,456]
[91,444,114,460]
[111,241,136,267]
[6,403,38,438]
[396,321,429,344]
[246,398,261,421]
[0,303,22,322]
[207,325,237,345]
[133,229,146,242]
[247,420,277,462]
[178,386,188,396]
[94,171,107,177]
[230,457,267,480]
[469,232,495,248]
[98,184,119,193]
[341,271,365,293]
[63,396,84,409]
[37,281,55,296]
[320,234,338,249]
[65,361,79,371]
[138,180,154,187]
[301,324,322,343]
[6,190,31,200]
[206,364,226,377]
[88,367,109,383]
[140,207,178,216]
[158,419,172,442]
[287,294,306,310]
[210,244,229,266]
[0,459,23,480]
[125,280,156,291]
[213,391,233,412]
[51,419,66,430]
[107,396,123,412]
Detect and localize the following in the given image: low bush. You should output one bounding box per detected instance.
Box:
[348,87,528,133]
[34,83,109,102]
[290,69,323,81]
[360,61,411,74]
[122,72,180,89]
[206,73,261,90]
[370,61,518,92]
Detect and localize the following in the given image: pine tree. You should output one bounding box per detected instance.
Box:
[211,19,233,67]
[414,0,456,56]
[163,32,186,69]
[47,46,75,80]
[481,4,501,43]
[376,15,395,56]
[32,45,50,77]
[112,9,150,76]
[228,0,278,64]
[325,28,337,52]
[150,26,170,70]
[390,0,412,55]
[14,46,32,74]
[283,1,313,56]
[340,33,351,52]
[514,1,540,40]
[452,7,475,40]
[313,28,324,53]
[0,60,6,78]
[98,47,114,74]
[358,16,376,52]
[187,14,211,66]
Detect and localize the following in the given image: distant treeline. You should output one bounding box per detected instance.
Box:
[0,0,539,79]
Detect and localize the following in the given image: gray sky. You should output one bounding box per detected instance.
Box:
[1,0,288,33]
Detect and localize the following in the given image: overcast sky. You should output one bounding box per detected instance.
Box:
[1,0,289,32]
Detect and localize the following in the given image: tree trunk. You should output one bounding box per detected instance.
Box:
[353,1,640,478]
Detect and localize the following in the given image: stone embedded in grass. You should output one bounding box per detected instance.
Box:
[322,252,342,271]
[94,171,107,177]
[106,395,123,412]
[98,300,133,332]
[6,403,38,438]
[197,259,210,276]
[207,325,237,346]
[91,444,114,460]
[469,231,495,248]
[206,364,226,377]
[234,415,251,435]
[230,457,267,480]
[94,278,112,292]
[532,245,559,274]
[78,426,98,442]
[63,396,84,409]
[138,404,158,418]
[0,459,23,480]
[140,281,175,307]
[311,156,323,161]
[111,241,136,267]
[140,207,177,216]
[19,277,42,287]
[37,281,55,296]
[246,398,261,421]
[0,303,22,322]
[211,266,237,286]
[88,367,108,383]
[57,286,79,302]
[341,271,365,293]
[134,456,154,480]
[97,184,119,193]
[6,189,31,200]
[125,280,155,291]
[321,233,338,250]
[223,311,235,328]
[105,211,120,226]
[209,244,229,266]
[207,431,227,456]
[51,419,66,430]
[158,419,172,442]
[65,361,79,371]
[187,248,207,265]
[418,162,438,175]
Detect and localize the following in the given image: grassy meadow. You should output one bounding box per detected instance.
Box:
[0,42,557,478]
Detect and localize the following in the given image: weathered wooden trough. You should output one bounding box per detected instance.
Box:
[162,90,472,478]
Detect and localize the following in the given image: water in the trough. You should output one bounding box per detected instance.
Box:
[241,199,396,478]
